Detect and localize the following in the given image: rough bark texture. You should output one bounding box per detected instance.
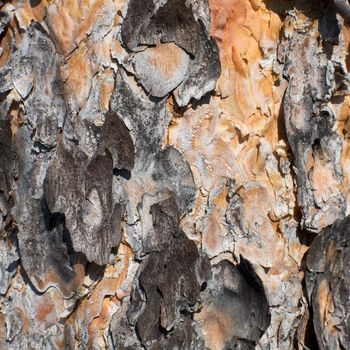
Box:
[1,0,350,349]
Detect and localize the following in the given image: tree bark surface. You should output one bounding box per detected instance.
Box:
[0,0,350,349]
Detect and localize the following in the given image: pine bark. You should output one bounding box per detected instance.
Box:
[0,0,350,349]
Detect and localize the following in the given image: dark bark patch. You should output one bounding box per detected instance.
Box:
[306,216,350,350]
[127,196,210,348]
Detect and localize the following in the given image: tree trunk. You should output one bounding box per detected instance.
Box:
[0,0,349,349]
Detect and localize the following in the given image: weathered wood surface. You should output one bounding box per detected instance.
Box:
[0,0,350,349]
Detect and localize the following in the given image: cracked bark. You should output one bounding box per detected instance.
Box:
[0,0,350,349]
